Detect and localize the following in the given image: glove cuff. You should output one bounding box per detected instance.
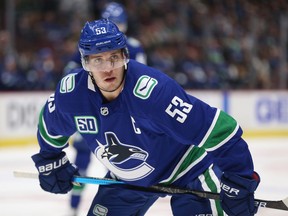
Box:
[223,172,260,192]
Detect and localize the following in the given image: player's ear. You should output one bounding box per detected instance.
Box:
[122,47,129,70]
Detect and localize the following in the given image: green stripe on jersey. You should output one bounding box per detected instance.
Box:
[198,167,224,216]
[160,146,207,185]
[199,109,238,151]
[38,107,69,148]
[202,169,224,216]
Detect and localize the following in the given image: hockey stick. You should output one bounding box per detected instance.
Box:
[13,171,288,211]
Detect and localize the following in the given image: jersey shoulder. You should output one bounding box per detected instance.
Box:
[127,61,181,104]
[54,69,99,113]
[126,61,194,128]
[127,60,173,88]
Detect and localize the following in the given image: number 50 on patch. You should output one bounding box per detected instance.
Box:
[75,116,98,134]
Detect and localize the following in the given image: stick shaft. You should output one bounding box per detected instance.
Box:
[13,171,288,211]
[73,176,124,185]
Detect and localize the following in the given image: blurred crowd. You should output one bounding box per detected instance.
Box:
[0,0,288,91]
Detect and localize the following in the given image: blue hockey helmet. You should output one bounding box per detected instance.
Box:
[78,19,129,71]
[78,18,127,57]
[101,2,127,32]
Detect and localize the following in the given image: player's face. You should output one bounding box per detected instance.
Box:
[87,50,126,96]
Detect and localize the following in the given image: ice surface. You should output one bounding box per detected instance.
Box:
[0,138,287,216]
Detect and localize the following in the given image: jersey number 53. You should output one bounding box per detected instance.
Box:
[165,96,193,123]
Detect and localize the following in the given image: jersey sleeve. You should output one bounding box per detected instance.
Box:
[146,78,254,176]
[37,92,77,156]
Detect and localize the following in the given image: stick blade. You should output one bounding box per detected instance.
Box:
[283,197,288,210]
[256,197,288,211]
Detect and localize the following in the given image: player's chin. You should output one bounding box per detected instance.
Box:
[101,84,121,92]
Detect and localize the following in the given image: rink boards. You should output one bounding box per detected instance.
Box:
[0,90,288,147]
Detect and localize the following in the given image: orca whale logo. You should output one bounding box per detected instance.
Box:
[95,132,154,181]
[101,132,148,164]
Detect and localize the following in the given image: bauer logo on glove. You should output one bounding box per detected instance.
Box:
[31,152,80,194]
[37,154,69,173]
[220,182,240,197]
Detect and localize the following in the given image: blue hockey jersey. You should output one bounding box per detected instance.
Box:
[37,60,254,187]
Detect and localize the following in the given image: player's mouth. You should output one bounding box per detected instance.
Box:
[104,77,116,83]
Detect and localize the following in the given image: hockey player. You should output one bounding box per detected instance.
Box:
[64,2,147,215]
[32,19,260,216]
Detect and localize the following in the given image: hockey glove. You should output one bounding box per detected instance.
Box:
[31,152,79,194]
[220,172,260,216]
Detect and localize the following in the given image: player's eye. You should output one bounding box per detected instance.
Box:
[92,58,103,65]
[110,54,120,62]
